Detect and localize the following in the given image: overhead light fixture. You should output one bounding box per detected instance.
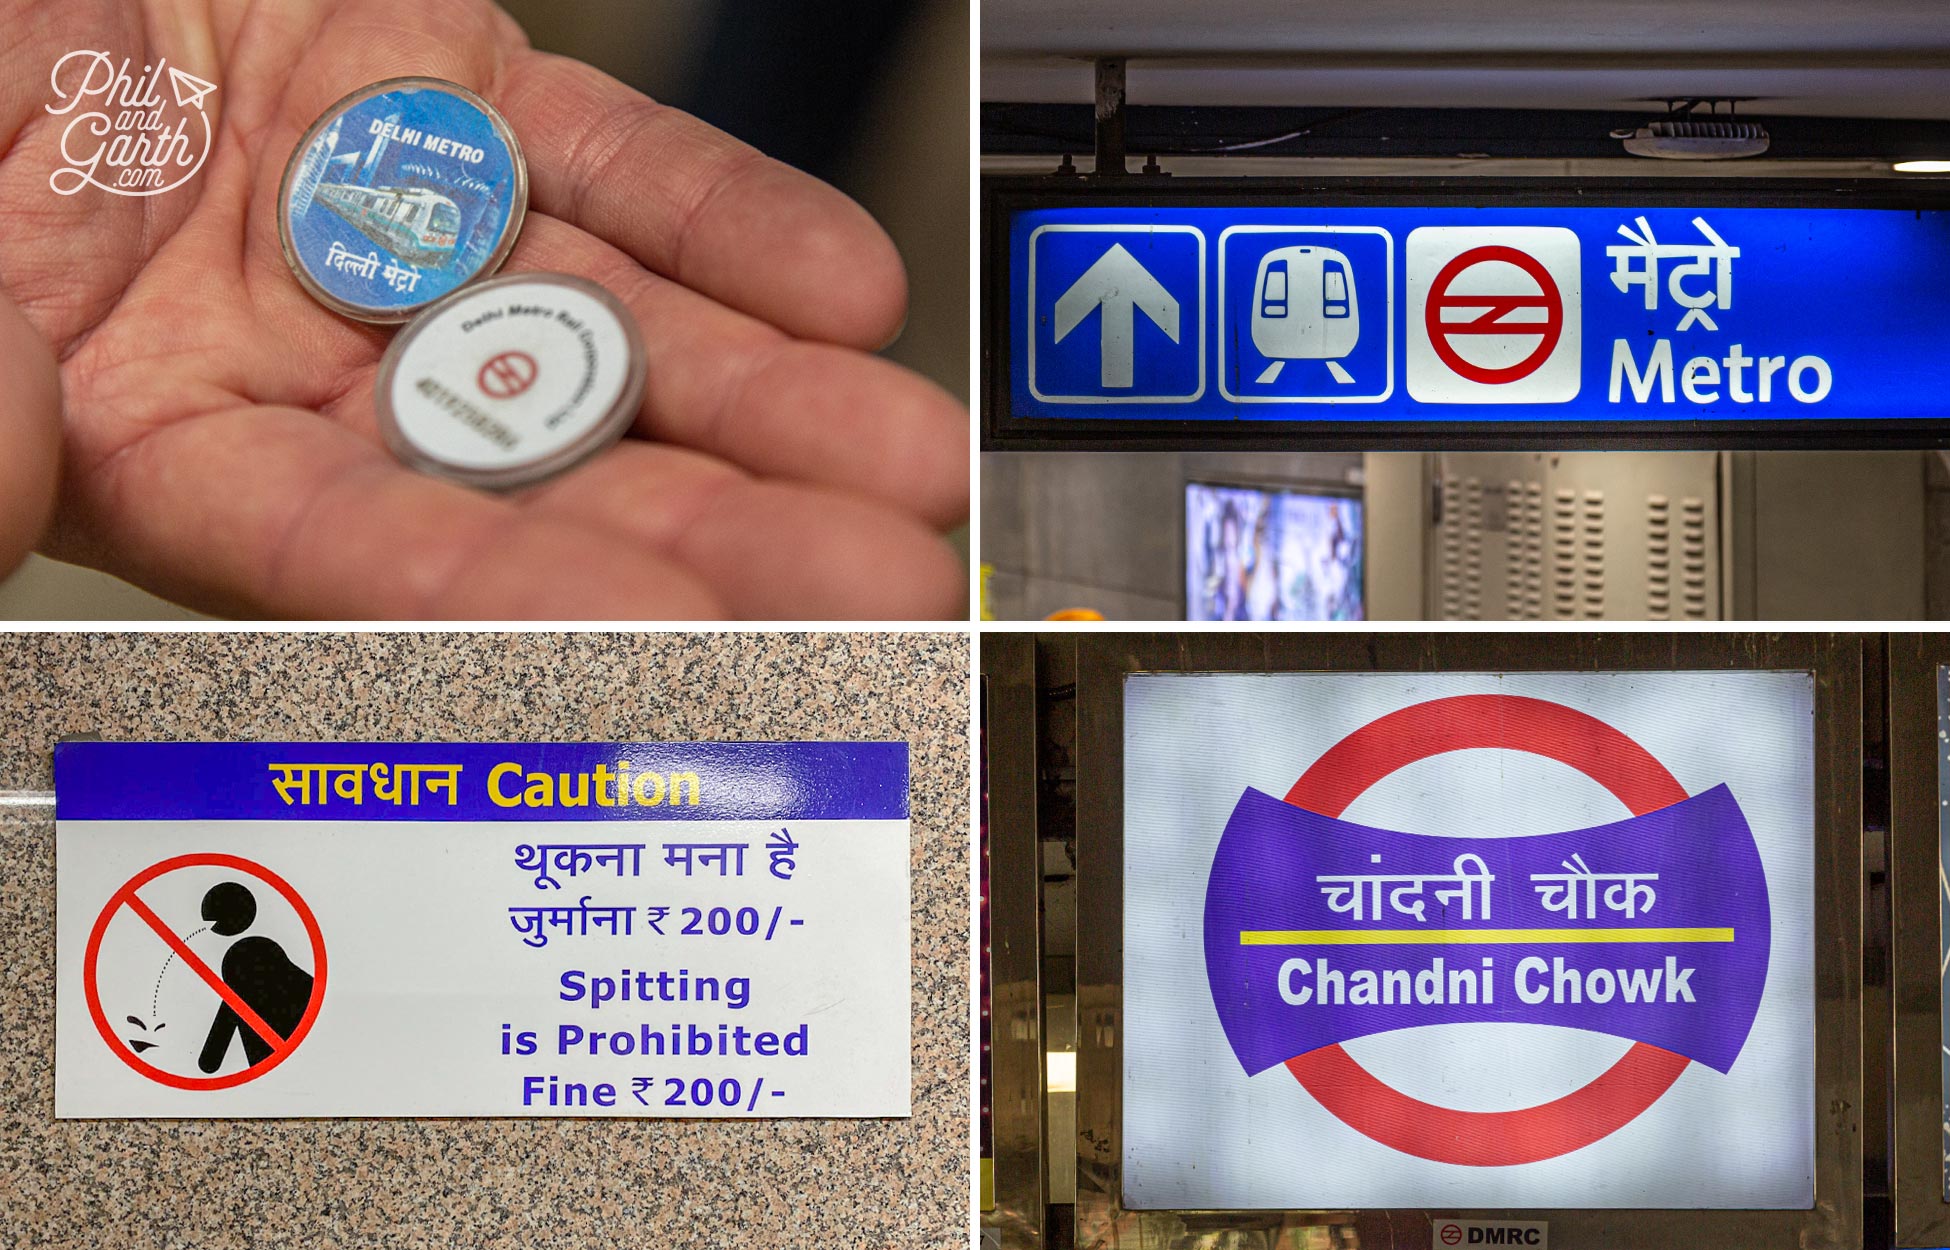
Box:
[1046,1050,1077,1093]
[1613,100,1769,160]
[1893,160,1950,173]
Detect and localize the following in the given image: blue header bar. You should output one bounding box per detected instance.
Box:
[54,742,909,822]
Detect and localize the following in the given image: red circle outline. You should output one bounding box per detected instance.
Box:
[477,349,538,400]
[1279,693,1691,1167]
[83,853,328,1092]
[1425,246,1564,385]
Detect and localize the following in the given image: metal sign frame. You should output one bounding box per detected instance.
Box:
[981,637,1049,1248]
[1889,635,1948,1246]
[1065,631,1863,1250]
[983,177,1950,452]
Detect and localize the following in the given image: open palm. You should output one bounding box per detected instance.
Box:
[0,0,967,619]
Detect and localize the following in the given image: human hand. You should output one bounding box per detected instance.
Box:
[0,0,967,619]
[0,288,61,581]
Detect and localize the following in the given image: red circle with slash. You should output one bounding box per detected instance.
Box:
[83,853,328,1091]
[1281,693,1691,1166]
[1425,246,1564,385]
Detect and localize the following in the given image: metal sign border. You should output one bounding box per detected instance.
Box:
[1062,632,1861,1250]
[983,176,1950,452]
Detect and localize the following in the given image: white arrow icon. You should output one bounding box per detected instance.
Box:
[1053,243,1181,388]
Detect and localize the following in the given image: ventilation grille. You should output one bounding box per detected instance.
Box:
[1550,488,1576,618]
[1646,494,1712,619]
[1504,479,1544,620]
[1438,476,1483,620]
[1645,120,1767,142]
[1435,454,1718,620]
[1679,496,1710,619]
[1578,490,1606,618]
[1550,488,1606,619]
[1647,495,1673,619]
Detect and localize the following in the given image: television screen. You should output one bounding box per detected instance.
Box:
[1185,483,1364,622]
[1122,670,1816,1210]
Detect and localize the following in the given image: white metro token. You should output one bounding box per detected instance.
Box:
[375,273,646,488]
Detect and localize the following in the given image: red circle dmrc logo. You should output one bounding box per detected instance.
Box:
[478,349,539,400]
[1440,1224,1464,1246]
[1280,694,1691,1167]
[1425,246,1564,386]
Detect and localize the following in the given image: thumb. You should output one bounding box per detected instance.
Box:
[0,289,60,580]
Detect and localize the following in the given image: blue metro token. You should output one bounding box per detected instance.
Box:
[278,77,527,324]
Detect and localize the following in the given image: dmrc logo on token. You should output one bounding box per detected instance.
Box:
[1407,228,1582,403]
[478,350,538,400]
[1201,694,1772,1166]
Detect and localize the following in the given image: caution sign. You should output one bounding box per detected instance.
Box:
[55,741,912,1119]
[82,853,326,1091]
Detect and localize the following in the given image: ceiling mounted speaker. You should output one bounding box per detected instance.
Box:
[1619,120,1771,160]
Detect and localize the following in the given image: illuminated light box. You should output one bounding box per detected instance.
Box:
[984,180,1950,450]
[1122,671,1814,1210]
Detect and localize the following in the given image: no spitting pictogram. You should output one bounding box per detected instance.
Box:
[1280,694,1692,1167]
[478,350,538,400]
[83,853,327,1092]
[1426,246,1564,385]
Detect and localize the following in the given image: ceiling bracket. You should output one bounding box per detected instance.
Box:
[1093,57,1127,177]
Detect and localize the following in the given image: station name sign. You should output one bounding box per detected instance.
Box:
[988,183,1950,448]
[1205,783,1769,1078]
[1120,671,1815,1210]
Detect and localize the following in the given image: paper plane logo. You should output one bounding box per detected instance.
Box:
[45,51,218,198]
[167,66,218,111]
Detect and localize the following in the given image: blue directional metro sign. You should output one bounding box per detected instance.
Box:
[993,188,1950,446]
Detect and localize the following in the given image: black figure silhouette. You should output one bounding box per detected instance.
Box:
[196,881,313,1074]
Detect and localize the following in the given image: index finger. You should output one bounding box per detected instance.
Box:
[0,288,59,576]
[494,50,909,351]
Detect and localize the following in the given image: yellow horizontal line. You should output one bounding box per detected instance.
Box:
[1240,927,1734,946]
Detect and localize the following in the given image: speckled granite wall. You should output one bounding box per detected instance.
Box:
[0,631,969,1249]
